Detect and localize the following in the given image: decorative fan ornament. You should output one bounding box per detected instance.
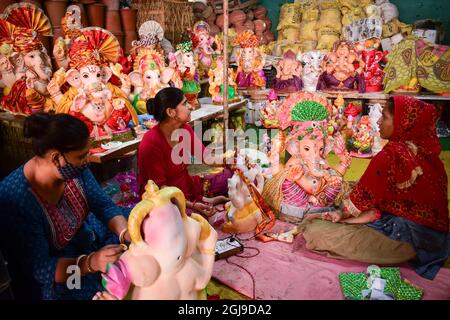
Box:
[70,27,120,69]
[0,19,15,46]
[138,20,164,41]
[3,2,52,37]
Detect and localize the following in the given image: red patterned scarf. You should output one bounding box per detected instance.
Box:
[348,96,449,232]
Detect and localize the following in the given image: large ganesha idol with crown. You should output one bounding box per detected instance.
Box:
[0,3,54,115]
[234,31,266,90]
[51,28,138,140]
[261,92,352,216]
[208,55,240,105]
[97,181,217,300]
[317,41,366,93]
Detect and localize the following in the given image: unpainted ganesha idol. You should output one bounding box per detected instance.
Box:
[272,50,303,94]
[261,92,352,215]
[97,181,217,300]
[317,41,366,93]
[0,3,55,115]
[51,28,138,139]
[234,31,266,90]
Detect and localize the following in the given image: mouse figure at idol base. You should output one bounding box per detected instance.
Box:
[95,181,218,300]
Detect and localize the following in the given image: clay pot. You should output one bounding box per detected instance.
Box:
[80,0,96,4]
[44,0,68,28]
[120,7,137,31]
[262,17,272,31]
[207,13,217,26]
[113,31,124,48]
[102,0,120,11]
[264,31,275,42]
[230,10,246,27]
[246,10,254,21]
[124,31,137,55]
[202,6,214,19]
[209,24,220,36]
[254,19,266,34]
[243,19,255,31]
[216,14,229,30]
[105,10,122,33]
[234,25,248,34]
[193,2,206,13]
[254,6,267,19]
[87,3,106,28]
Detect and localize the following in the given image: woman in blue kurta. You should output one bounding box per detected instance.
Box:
[0,113,131,300]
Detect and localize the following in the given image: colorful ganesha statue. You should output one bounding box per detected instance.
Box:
[173,33,201,109]
[347,115,374,158]
[0,3,55,115]
[129,48,179,114]
[208,55,240,105]
[317,41,366,93]
[193,21,218,78]
[50,27,138,140]
[97,181,217,300]
[234,30,266,90]
[261,92,352,215]
[361,49,388,92]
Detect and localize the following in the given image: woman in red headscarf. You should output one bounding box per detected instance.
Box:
[324,96,450,279]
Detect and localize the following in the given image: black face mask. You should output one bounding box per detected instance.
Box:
[56,154,89,181]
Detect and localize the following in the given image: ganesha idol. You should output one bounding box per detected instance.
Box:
[129,48,179,114]
[98,181,217,300]
[172,35,201,109]
[208,55,240,105]
[261,92,352,216]
[361,49,388,92]
[0,3,55,115]
[50,28,138,140]
[193,21,218,78]
[298,51,326,92]
[347,115,374,158]
[234,31,266,90]
[317,41,366,93]
[272,50,303,94]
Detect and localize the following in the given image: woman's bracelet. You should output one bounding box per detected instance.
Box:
[86,252,96,273]
[119,228,128,245]
[75,254,87,270]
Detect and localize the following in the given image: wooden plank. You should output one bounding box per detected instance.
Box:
[88,139,142,164]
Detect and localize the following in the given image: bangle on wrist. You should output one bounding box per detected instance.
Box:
[75,254,87,269]
[87,252,96,273]
[119,228,128,244]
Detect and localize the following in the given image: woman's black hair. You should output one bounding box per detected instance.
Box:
[146,87,185,122]
[23,113,90,157]
[386,97,395,115]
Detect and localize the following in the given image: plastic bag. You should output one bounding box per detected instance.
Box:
[317,8,342,32]
[317,27,341,51]
[299,21,318,41]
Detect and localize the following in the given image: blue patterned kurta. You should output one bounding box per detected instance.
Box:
[0,166,131,300]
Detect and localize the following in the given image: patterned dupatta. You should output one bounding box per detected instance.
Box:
[347,96,449,232]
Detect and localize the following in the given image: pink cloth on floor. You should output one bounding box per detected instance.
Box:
[212,220,450,300]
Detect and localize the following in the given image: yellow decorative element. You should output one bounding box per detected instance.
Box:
[396,166,423,190]
[190,213,211,241]
[128,181,187,244]
[3,2,52,36]
[110,63,123,78]
[133,48,164,72]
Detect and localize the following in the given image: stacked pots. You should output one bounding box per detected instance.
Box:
[102,0,123,48]
[120,7,137,55]
[44,0,68,49]
[87,2,106,28]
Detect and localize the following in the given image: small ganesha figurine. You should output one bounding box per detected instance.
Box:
[234,30,266,90]
[208,55,240,105]
[261,92,351,215]
[260,89,281,129]
[347,115,374,158]
[193,21,218,78]
[173,33,201,109]
[361,49,387,92]
[272,50,303,94]
[97,181,217,300]
[51,28,138,140]
[317,41,366,93]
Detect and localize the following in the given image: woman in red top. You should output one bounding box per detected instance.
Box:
[138,87,232,217]
[325,96,450,279]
